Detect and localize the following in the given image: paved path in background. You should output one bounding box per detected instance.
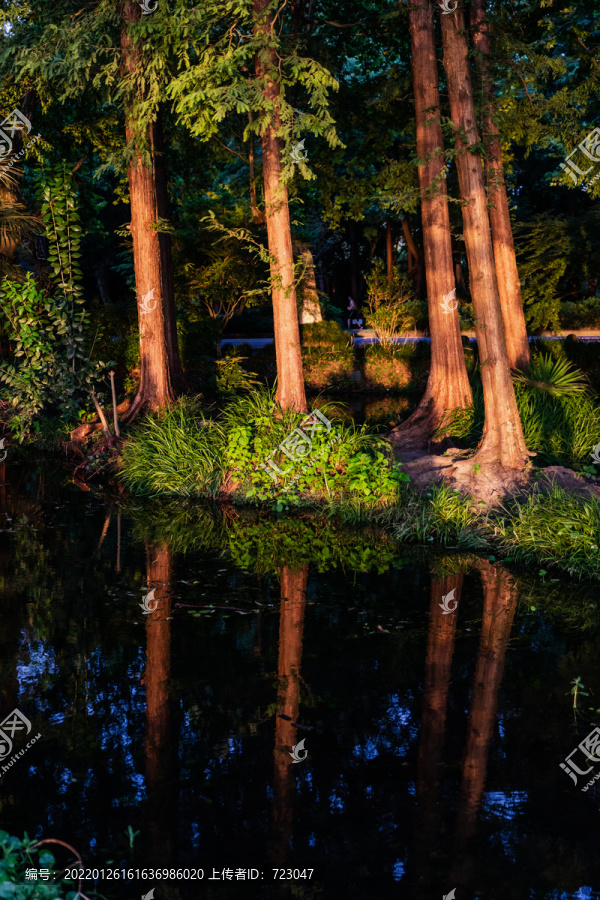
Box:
[221,332,600,350]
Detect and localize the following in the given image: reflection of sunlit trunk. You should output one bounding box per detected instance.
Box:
[142,542,174,867]
[270,564,309,867]
[409,570,463,896]
[451,562,517,882]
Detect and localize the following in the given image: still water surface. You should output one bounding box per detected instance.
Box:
[0,462,599,899]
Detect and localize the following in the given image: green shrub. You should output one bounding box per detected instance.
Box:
[301,320,350,350]
[0,831,84,899]
[559,298,600,330]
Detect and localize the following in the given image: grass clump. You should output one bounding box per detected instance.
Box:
[120,396,225,497]
[494,485,600,580]
[393,485,489,550]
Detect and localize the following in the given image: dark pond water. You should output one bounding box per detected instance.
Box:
[0,460,599,899]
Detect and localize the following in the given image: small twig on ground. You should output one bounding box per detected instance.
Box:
[109,371,120,438]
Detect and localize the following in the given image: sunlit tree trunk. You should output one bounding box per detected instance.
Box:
[120,1,186,421]
[470,0,529,371]
[294,241,322,324]
[392,0,472,449]
[254,0,307,412]
[270,564,308,865]
[441,3,529,470]
[450,561,517,885]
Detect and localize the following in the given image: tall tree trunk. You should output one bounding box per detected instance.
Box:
[254,0,307,412]
[152,109,186,394]
[270,564,309,865]
[440,2,530,471]
[470,0,529,371]
[386,220,393,284]
[120,1,186,421]
[391,0,472,450]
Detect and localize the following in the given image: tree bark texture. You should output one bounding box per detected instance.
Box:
[393,0,472,447]
[470,0,529,370]
[120,1,185,421]
[254,0,307,412]
[441,2,530,469]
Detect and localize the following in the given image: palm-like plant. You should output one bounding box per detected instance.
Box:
[513,353,591,397]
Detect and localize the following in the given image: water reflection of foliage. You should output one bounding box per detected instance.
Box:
[128,502,405,574]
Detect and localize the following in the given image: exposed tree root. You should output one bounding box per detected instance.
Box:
[394,449,600,508]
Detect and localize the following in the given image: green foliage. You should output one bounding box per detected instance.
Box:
[224,400,410,506]
[0,274,108,440]
[119,397,226,498]
[0,831,81,899]
[513,352,590,397]
[495,486,600,580]
[38,163,84,305]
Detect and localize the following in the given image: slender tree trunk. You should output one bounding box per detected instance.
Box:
[254,0,307,412]
[386,220,393,284]
[293,241,322,324]
[470,0,529,371]
[440,2,530,471]
[401,217,419,277]
[120,1,186,421]
[391,0,472,450]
